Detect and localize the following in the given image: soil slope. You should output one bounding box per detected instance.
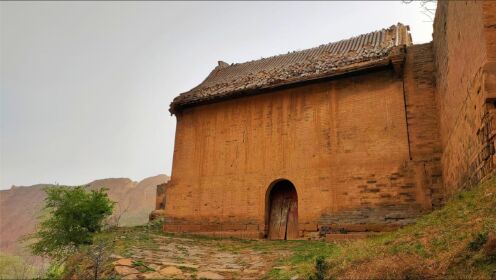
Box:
[66,178,495,280]
[0,175,168,256]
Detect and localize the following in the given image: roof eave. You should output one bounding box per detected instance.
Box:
[170,47,406,115]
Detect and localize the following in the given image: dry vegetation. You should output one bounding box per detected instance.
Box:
[63,179,495,279]
[321,178,496,279]
[0,254,45,279]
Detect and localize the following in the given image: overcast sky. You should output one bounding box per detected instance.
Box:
[0,1,435,189]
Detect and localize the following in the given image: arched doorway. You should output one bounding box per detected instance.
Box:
[266,179,298,240]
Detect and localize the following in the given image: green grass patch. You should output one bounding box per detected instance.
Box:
[63,178,496,280]
[324,178,496,279]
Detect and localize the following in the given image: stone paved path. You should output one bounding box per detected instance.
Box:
[112,234,291,279]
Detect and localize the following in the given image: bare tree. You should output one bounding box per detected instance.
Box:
[107,200,131,228]
[89,241,110,280]
[402,0,437,22]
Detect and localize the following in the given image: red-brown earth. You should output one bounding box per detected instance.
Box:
[0,175,169,258]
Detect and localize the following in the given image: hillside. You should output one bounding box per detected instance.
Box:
[299,178,496,279]
[63,178,496,279]
[0,175,169,257]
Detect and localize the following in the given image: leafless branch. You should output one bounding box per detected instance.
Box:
[107,200,131,228]
[402,0,437,22]
[89,241,110,280]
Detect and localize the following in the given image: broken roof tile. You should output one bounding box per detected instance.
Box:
[170,23,412,114]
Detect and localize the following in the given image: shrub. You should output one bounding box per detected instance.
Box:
[29,186,114,260]
[309,256,329,280]
[468,232,488,252]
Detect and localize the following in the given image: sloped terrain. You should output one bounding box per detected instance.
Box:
[64,224,327,279]
[67,178,495,279]
[323,178,496,279]
[0,175,169,257]
[271,178,496,279]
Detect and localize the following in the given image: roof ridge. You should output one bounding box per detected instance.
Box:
[220,23,407,69]
[170,23,411,114]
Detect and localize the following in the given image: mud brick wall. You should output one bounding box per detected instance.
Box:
[164,68,439,236]
[161,0,496,238]
[403,43,444,207]
[433,1,496,196]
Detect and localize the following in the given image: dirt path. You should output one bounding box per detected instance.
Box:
[112,234,292,279]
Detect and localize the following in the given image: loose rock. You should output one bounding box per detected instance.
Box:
[115,266,140,275]
[148,263,161,271]
[211,268,240,273]
[197,271,225,279]
[243,269,259,274]
[121,274,140,280]
[110,254,124,259]
[114,258,134,266]
[161,261,199,269]
[159,266,183,276]
[483,232,496,256]
[142,271,163,279]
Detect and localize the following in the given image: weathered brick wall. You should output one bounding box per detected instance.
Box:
[403,43,444,207]
[433,0,496,196]
[160,0,496,238]
[165,68,438,237]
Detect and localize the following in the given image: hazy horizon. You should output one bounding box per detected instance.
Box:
[1,1,435,189]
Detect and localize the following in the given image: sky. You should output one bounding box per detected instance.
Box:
[0,1,435,189]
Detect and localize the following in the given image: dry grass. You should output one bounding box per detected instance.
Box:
[337,254,432,280]
[62,179,496,280]
[324,178,496,279]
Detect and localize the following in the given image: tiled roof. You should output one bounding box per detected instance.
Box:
[170,23,412,114]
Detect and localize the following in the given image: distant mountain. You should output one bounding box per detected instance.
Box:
[0,175,169,257]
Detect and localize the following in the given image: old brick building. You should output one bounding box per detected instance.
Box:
[156,1,496,240]
[433,1,496,195]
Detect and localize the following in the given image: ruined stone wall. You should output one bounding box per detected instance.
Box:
[433,1,496,196]
[164,69,438,237]
[149,182,168,221]
[155,183,167,210]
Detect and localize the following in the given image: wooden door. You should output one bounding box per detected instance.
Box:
[268,183,298,240]
[286,195,298,239]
